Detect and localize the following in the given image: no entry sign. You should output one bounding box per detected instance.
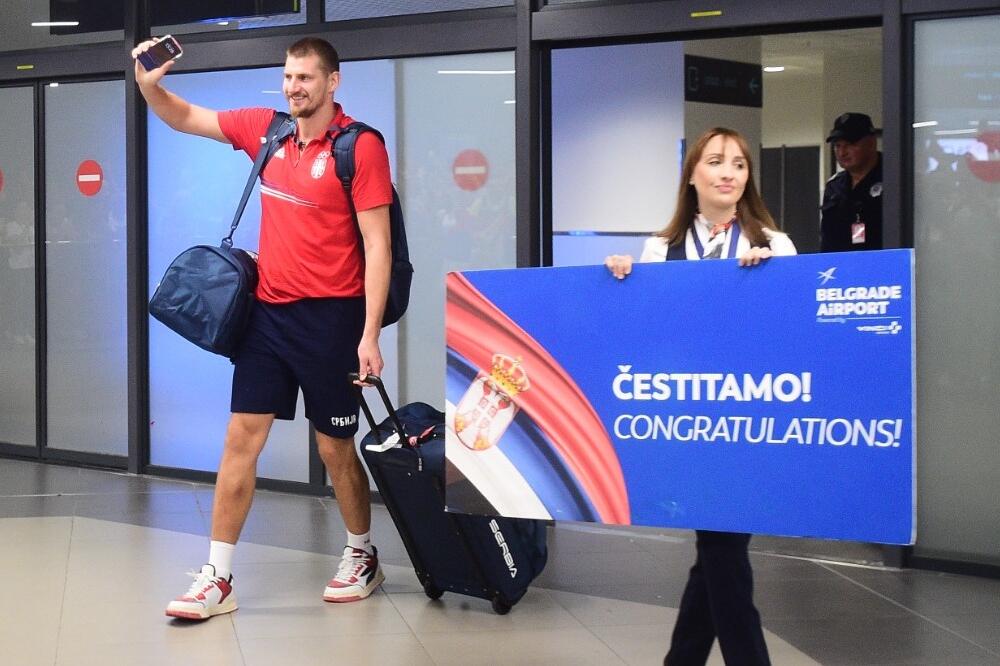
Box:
[967,132,1000,183]
[76,160,103,196]
[453,149,489,191]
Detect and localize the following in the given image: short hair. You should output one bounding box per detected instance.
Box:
[286,37,340,74]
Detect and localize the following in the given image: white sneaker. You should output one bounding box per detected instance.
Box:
[165,564,238,620]
[323,546,385,602]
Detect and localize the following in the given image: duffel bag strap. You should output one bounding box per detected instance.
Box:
[222,111,296,248]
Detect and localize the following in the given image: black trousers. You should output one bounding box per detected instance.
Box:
[664,531,770,666]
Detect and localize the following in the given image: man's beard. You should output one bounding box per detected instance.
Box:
[288,97,316,118]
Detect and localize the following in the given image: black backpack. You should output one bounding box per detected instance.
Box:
[328,120,413,327]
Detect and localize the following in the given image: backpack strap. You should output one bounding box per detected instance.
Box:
[222,110,295,248]
[330,121,386,248]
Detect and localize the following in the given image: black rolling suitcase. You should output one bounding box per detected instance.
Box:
[351,374,548,614]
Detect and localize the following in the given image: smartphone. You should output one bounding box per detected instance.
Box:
[137,35,183,71]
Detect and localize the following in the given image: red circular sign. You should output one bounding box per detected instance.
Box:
[452,149,489,191]
[76,160,103,196]
[966,132,1000,183]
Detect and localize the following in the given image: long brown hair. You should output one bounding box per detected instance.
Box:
[657,127,776,247]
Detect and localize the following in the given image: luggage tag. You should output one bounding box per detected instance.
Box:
[365,431,401,453]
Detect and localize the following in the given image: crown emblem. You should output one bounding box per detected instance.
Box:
[489,353,530,396]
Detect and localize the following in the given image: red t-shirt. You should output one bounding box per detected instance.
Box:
[217,105,393,303]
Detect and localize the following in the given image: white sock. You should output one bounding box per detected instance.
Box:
[347,530,372,554]
[208,540,235,579]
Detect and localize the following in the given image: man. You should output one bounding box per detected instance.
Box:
[820,112,883,252]
[131,36,392,620]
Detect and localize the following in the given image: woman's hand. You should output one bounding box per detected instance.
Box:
[737,246,774,267]
[604,254,634,280]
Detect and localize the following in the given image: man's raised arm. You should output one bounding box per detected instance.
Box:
[131,39,229,144]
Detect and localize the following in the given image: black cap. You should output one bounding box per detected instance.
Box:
[826,113,878,143]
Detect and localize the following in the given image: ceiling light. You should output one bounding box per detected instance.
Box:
[911,121,938,128]
[763,66,785,73]
[933,128,978,136]
[32,21,79,27]
[437,70,515,75]
[48,82,59,88]
[504,100,515,105]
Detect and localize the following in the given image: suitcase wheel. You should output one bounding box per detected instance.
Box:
[491,594,512,615]
[423,582,444,600]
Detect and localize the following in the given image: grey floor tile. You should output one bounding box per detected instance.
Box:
[0,493,77,517]
[925,613,1000,656]
[540,580,686,608]
[754,576,917,622]
[57,599,238,649]
[534,549,661,587]
[840,567,1000,618]
[765,615,1000,666]
[230,592,411,639]
[55,637,245,666]
[240,633,434,666]
[390,587,582,635]
[417,626,626,665]
[548,589,678,627]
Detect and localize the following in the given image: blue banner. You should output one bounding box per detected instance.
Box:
[445,249,914,544]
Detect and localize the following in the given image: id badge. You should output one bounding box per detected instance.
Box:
[851,221,866,245]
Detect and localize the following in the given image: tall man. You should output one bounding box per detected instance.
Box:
[820,112,883,252]
[131,37,392,620]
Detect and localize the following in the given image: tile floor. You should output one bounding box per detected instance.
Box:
[1,458,998,665]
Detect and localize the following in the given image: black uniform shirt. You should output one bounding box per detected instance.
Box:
[820,153,883,252]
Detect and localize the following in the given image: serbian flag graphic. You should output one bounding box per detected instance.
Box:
[445,272,631,525]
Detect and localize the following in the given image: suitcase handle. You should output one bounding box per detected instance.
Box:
[348,373,408,446]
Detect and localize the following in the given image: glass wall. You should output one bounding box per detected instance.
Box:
[0,86,36,449]
[398,51,517,404]
[912,14,1000,566]
[45,80,128,456]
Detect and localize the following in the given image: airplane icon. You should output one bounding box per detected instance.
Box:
[818,267,837,284]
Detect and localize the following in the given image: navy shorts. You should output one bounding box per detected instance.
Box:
[231,297,365,438]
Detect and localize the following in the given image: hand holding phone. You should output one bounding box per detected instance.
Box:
[136,35,183,72]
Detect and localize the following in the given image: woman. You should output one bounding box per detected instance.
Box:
[606,127,795,666]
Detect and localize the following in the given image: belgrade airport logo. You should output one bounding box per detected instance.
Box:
[814,266,905,335]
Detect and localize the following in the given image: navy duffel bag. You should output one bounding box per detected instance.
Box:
[148,243,259,358]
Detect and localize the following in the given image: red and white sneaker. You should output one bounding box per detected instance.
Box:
[323,546,385,602]
[165,564,238,620]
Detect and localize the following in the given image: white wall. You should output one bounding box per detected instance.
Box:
[551,42,685,233]
[762,70,825,148]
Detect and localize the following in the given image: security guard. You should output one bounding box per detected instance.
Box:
[820,112,883,252]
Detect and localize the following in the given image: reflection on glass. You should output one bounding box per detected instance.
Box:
[912,15,1000,564]
[0,86,36,448]
[45,80,128,456]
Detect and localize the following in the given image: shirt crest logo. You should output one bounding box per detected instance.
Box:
[311,151,330,179]
[870,182,883,198]
[453,354,530,452]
